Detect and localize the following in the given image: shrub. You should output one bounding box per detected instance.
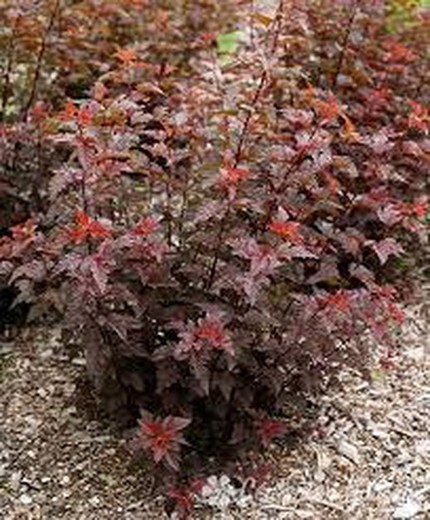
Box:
[0,0,241,327]
[0,0,241,223]
[1,0,428,491]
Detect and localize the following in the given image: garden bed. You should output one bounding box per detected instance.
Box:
[1,298,428,519]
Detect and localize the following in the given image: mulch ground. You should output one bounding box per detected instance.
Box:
[1,296,428,520]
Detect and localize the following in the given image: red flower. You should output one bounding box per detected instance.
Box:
[269,219,303,244]
[407,101,429,132]
[137,414,191,470]
[77,105,93,127]
[68,210,111,244]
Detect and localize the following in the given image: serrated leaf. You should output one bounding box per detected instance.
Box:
[371,238,404,265]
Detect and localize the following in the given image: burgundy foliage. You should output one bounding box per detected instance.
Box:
[0,0,428,485]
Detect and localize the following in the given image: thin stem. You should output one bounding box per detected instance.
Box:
[234,0,284,165]
[165,180,173,247]
[331,0,360,91]
[205,80,261,287]
[257,121,320,236]
[277,123,320,193]
[21,0,61,121]
[76,126,89,215]
[205,204,231,289]
[205,2,284,290]
[33,124,44,213]
[178,171,190,249]
[233,70,267,167]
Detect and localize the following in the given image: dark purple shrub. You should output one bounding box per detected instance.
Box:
[1,0,428,483]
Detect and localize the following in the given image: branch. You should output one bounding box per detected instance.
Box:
[21,0,61,121]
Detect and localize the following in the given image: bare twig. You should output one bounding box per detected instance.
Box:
[21,0,61,121]
[331,0,360,91]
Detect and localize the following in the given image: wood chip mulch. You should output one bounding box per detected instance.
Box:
[1,298,428,519]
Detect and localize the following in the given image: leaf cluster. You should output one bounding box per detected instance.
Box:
[0,0,428,485]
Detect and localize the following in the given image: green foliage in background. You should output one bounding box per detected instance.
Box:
[216,30,244,65]
[386,0,429,31]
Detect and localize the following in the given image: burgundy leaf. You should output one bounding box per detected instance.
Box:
[371,238,404,265]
